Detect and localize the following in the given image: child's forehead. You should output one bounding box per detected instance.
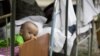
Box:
[21,21,38,31]
[26,23,38,31]
[25,21,37,27]
[21,22,35,28]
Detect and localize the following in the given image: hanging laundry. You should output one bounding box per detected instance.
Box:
[94,0,100,14]
[77,0,98,34]
[67,0,77,55]
[82,0,98,25]
[53,0,76,31]
[68,0,76,27]
[52,0,77,55]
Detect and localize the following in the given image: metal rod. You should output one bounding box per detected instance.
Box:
[88,21,94,56]
[0,13,11,19]
[64,0,68,56]
[88,32,91,56]
[78,34,91,45]
[49,0,56,56]
[49,13,56,56]
[6,17,8,46]
[76,0,81,56]
[10,0,16,56]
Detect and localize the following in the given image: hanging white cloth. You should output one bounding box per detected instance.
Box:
[96,6,100,13]
[94,1,100,14]
[67,0,77,55]
[77,0,100,35]
[82,0,98,25]
[41,27,66,52]
[53,0,76,32]
[52,0,77,55]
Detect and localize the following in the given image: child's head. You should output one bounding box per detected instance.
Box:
[20,21,38,41]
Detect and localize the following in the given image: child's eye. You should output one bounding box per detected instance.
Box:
[34,34,36,36]
[29,32,32,34]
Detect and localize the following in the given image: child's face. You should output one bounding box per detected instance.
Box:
[21,23,38,41]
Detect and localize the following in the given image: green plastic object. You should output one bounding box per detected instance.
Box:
[0,34,24,48]
[15,34,24,45]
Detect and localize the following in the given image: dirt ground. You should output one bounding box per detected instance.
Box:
[78,48,100,56]
[78,36,100,56]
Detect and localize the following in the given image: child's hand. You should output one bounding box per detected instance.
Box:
[31,36,37,40]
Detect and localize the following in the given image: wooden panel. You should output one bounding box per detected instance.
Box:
[19,34,49,56]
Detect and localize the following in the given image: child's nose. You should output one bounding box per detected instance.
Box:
[30,34,33,38]
[30,34,37,40]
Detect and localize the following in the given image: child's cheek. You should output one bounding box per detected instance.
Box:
[24,35,31,41]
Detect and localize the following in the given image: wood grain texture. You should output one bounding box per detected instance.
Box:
[19,34,49,56]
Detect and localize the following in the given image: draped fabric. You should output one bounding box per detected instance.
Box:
[52,0,76,55]
[77,0,99,34]
[82,0,98,25]
[16,0,44,20]
[77,0,99,29]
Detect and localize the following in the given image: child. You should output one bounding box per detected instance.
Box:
[15,16,66,52]
[0,21,39,56]
[0,21,38,47]
[18,20,66,52]
[19,21,38,41]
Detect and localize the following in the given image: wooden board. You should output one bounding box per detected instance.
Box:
[19,34,49,56]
